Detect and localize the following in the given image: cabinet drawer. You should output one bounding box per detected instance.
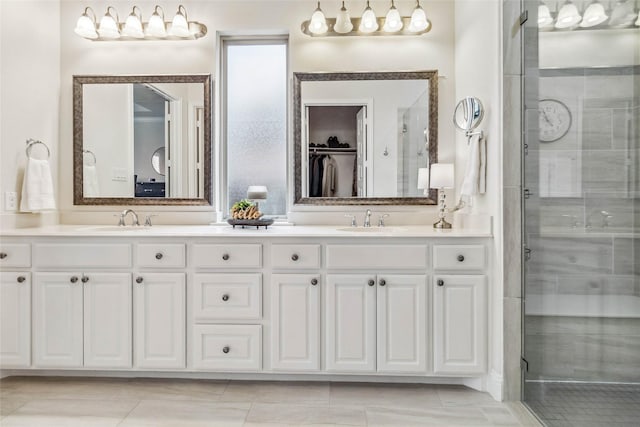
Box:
[193,325,261,371]
[34,244,131,269]
[0,244,31,268]
[193,244,261,269]
[193,274,261,321]
[433,245,486,270]
[137,244,185,268]
[326,245,428,270]
[271,244,321,269]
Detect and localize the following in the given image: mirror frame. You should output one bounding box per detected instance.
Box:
[73,74,212,206]
[293,71,438,205]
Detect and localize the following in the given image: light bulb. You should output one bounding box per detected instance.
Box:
[122,6,144,38]
[98,7,120,39]
[537,3,554,28]
[408,1,430,32]
[334,1,353,34]
[147,5,167,37]
[554,1,582,29]
[169,5,191,37]
[383,1,403,32]
[579,1,608,27]
[359,1,379,33]
[309,2,328,35]
[74,7,98,39]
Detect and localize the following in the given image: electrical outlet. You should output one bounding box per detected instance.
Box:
[4,191,17,211]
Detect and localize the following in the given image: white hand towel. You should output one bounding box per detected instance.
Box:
[20,158,56,212]
[83,164,100,197]
[460,135,486,197]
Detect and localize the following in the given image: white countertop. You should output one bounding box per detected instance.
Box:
[0,224,492,238]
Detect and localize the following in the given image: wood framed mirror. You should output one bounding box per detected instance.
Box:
[293,71,438,206]
[73,74,211,206]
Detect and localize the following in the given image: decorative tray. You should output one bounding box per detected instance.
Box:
[227,218,274,229]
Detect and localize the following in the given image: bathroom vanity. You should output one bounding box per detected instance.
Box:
[0,225,490,386]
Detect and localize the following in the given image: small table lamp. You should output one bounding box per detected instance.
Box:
[429,163,454,229]
[247,185,268,211]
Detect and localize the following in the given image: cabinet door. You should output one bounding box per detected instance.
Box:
[83,273,131,368]
[271,274,320,371]
[433,275,487,374]
[325,274,376,372]
[0,272,31,367]
[33,273,83,367]
[134,273,185,369]
[377,274,427,373]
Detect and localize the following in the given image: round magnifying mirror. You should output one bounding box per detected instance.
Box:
[151,147,166,176]
[453,97,484,132]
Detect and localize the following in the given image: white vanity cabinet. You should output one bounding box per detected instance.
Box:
[134,273,186,369]
[271,273,321,371]
[325,274,427,374]
[33,272,131,368]
[0,272,31,367]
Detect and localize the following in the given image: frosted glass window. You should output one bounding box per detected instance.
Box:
[224,41,287,216]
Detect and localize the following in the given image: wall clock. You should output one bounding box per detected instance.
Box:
[538,99,572,142]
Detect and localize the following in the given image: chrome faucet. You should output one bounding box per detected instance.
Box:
[363,209,372,228]
[119,209,140,226]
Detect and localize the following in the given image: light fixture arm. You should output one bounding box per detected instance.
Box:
[153,5,165,20]
[177,4,188,21]
[84,6,97,23]
[106,6,120,24]
[131,5,142,21]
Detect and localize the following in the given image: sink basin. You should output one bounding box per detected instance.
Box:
[336,227,406,233]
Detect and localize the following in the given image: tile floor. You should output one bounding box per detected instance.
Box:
[0,376,542,427]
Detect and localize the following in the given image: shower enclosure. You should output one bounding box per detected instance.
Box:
[522,1,640,425]
[398,90,429,197]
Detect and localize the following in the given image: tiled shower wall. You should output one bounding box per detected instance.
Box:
[525,66,640,383]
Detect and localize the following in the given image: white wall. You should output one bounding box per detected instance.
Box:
[0,1,60,229]
[454,0,503,400]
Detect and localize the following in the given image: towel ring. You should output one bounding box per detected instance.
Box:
[83,149,97,166]
[25,139,51,160]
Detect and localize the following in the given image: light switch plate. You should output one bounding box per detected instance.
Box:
[4,191,17,211]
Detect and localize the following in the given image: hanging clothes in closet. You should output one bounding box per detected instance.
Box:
[309,154,324,197]
[321,155,337,197]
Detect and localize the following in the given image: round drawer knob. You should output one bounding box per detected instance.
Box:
[222,346,230,354]
[0,252,7,259]
[368,279,375,287]
[437,279,445,287]
[17,276,26,283]
[457,255,465,262]
[379,279,386,287]
[222,294,230,301]
[81,276,89,283]
[70,276,79,283]
[222,253,230,261]
[310,278,318,286]
[291,254,299,261]
[136,277,144,284]
[155,253,164,260]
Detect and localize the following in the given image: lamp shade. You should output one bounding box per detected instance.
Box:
[122,7,144,38]
[537,3,554,28]
[98,7,120,39]
[408,1,430,32]
[147,6,167,37]
[359,1,379,33]
[334,1,353,33]
[383,1,403,32]
[75,8,98,39]
[429,163,454,189]
[555,1,582,28]
[169,5,191,37]
[417,168,429,194]
[608,0,637,28]
[247,186,268,200]
[309,2,329,35]
[580,1,608,27]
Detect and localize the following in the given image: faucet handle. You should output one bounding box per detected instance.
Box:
[144,214,158,227]
[113,214,126,226]
[378,214,390,227]
[344,214,357,227]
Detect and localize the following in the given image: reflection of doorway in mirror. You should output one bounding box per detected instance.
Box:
[305,103,371,198]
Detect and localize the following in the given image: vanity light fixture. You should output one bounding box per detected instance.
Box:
[579,1,608,27]
[309,1,329,35]
[359,1,379,32]
[74,7,99,39]
[122,6,144,38]
[98,6,121,39]
[334,1,354,33]
[430,163,454,229]
[301,0,432,37]
[74,4,207,41]
[554,0,582,29]
[384,0,404,32]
